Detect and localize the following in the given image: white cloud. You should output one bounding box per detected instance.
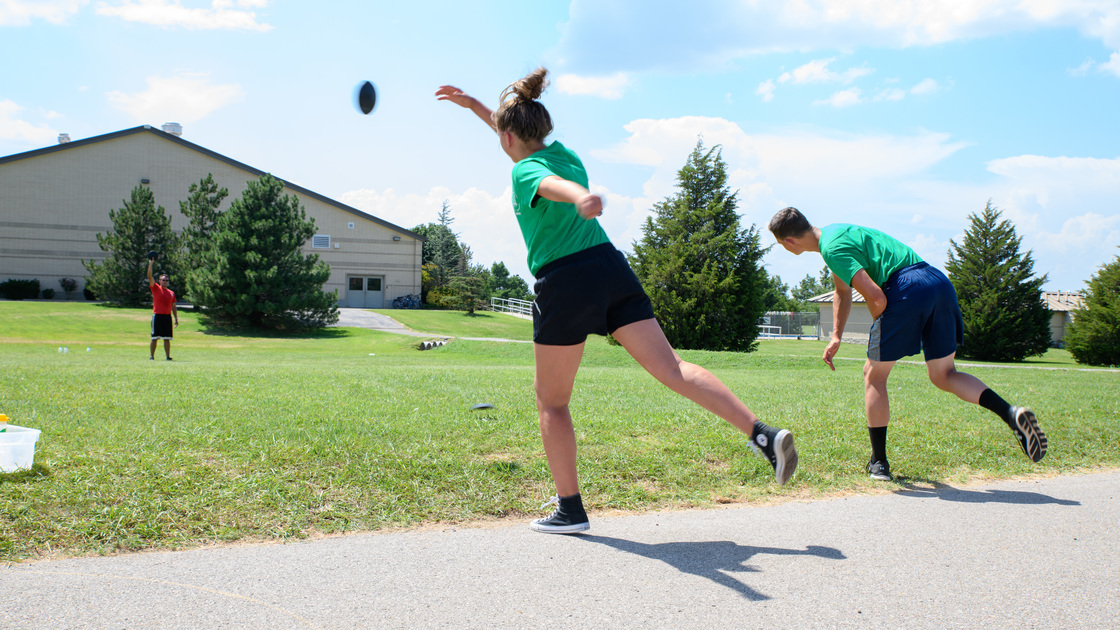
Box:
[554,1,1120,73]
[817,87,863,107]
[1100,51,1120,77]
[106,72,244,123]
[553,72,631,100]
[910,78,940,95]
[756,79,776,102]
[94,0,272,31]
[778,57,872,84]
[0,99,58,146]
[0,0,86,25]
[874,87,907,101]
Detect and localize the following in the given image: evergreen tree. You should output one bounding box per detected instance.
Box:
[488,261,532,301]
[177,174,229,301]
[189,174,338,330]
[790,266,834,306]
[412,201,463,302]
[629,139,768,351]
[83,185,179,306]
[944,201,1051,361]
[1064,251,1120,366]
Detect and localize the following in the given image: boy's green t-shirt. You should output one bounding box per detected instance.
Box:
[511,141,610,277]
[819,224,923,286]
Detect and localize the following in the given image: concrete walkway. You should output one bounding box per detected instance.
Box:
[334,307,531,343]
[2,471,1116,629]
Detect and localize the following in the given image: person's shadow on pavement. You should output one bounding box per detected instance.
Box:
[578,536,845,600]
[896,480,1081,506]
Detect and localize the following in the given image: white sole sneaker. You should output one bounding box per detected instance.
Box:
[773,429,798,485]
[529,519,590,534]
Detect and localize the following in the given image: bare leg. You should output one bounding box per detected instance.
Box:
[533,342,585,497]
[610,319,759,435]
[863,359,895,428]
[163,340,172,359]
[149,339,157,358]
[925,353,986,403]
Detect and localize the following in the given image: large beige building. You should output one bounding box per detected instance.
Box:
[0,124,422,308]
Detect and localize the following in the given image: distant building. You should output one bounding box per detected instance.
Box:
[0,124,422,308]
[808,289,1084,348]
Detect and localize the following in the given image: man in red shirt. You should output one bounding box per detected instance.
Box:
[148,257,178,360]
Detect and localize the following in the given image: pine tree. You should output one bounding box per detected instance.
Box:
[944,201,1051,361]
[177,174,229,302]
[629,139,768,351]
[83,185,179,306]
[1064,251,1120,366]
[189,174,338,330]
[412,201,463,303]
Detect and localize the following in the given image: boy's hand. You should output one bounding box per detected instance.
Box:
[823,339,840,371]
[576,194,603,219]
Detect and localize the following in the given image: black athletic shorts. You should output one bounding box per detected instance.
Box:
[151,314,174,340]
[532,243,656,346]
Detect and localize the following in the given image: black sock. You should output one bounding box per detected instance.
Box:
[869,426,888,463]
[979,388,1013,425]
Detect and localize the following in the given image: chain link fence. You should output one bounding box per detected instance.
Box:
[758,311,820,339]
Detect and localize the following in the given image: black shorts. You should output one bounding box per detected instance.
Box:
[151,314,174,340]
[532,243,656,345]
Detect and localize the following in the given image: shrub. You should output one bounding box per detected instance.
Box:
[59,277,79,297]
[42,288,56,299]
[0,279,41,300]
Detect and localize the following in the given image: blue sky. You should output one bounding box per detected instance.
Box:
[3,1,1119,293]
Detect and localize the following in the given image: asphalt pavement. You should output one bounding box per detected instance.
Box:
[2,471,1117,629]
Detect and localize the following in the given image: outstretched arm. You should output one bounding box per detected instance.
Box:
[537,176,603,219]
[147,258,155,288]
[435,85,496,132]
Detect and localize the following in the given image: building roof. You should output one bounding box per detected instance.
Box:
[808,289,1086,311]
[0,125,424,242]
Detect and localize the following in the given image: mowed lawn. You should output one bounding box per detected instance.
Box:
[1,301,1116,561]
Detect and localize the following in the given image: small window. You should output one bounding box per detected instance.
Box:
[349,278,363,291]
[367,278,382,291]
[312,234,331,248]
[347,222,355,229]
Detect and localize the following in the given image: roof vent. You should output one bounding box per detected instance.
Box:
[161,122,183,136]
[58,133,71,144]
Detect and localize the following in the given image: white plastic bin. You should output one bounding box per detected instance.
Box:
[0,425,41,473]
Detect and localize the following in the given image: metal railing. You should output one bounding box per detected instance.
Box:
[490,297,533,316]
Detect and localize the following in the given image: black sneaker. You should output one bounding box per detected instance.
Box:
[529,496,590,534]
[1008,406,1047,463]
[868,459,892,481]
[752,427,798,485]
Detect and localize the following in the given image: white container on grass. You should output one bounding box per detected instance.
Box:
[0,425,41,472]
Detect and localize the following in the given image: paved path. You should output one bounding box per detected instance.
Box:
[2,471,1116,629]
[334,307,531,343]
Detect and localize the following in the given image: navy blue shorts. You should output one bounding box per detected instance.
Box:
[867,262,962,362]
[532,243,656,346]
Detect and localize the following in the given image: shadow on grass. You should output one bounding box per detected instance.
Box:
[0,463,52,484]
[895,479,1081,506]
[578,535,845,601]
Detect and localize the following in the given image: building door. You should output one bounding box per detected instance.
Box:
[346,276,384,308]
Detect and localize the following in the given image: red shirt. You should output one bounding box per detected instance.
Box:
[151,283,176,315]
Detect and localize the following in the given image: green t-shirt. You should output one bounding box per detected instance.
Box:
[819,224,923,286]
[511,141,610,276]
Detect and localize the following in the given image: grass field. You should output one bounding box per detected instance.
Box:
[1,301,1116,562]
